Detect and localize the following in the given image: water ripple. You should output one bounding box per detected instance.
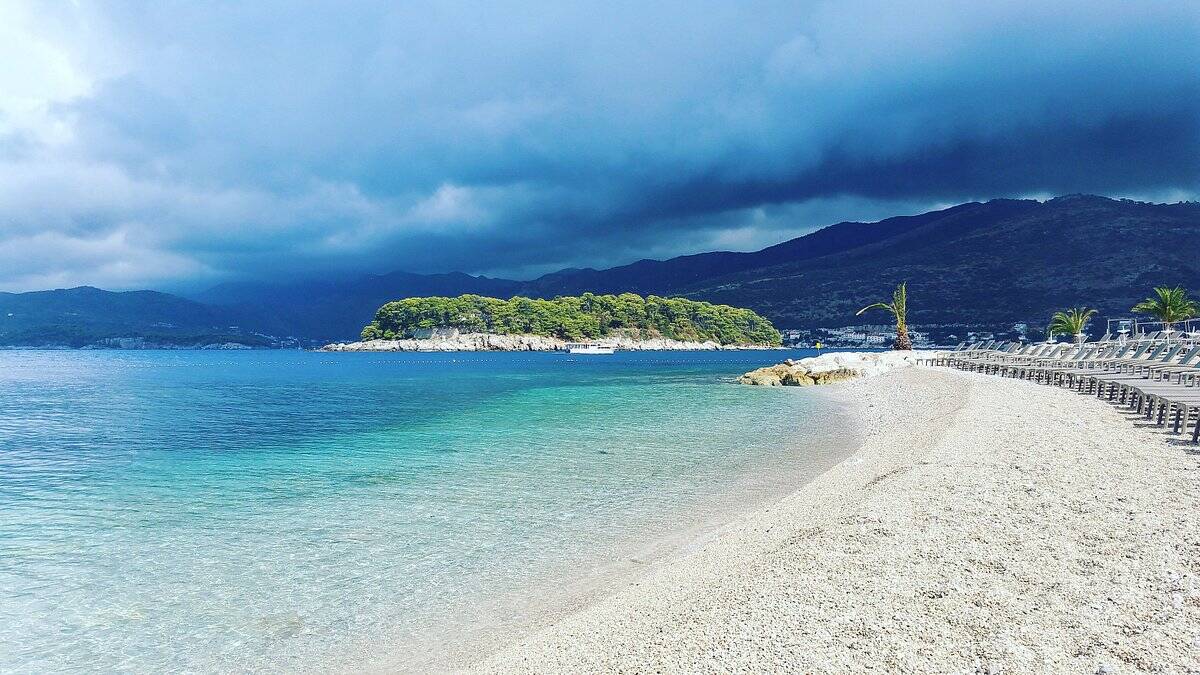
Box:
[0,349,850,672]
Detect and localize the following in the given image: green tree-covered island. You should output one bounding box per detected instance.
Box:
[358,293,781,346]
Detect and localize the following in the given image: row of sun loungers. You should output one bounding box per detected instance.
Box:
[924,335,1200,443]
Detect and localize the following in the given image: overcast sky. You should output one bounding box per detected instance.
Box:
[1,1,1197,292]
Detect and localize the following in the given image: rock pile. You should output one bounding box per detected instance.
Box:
[738,350,928,386]
[738,360,861,386]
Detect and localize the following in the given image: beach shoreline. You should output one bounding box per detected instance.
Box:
[468,367,1200,673]
[344,379,865,674]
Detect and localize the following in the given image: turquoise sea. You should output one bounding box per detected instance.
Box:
[0,349,855,672]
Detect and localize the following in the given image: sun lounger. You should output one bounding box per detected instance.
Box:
[1090,346,1190,402]
[919,325,1195,442]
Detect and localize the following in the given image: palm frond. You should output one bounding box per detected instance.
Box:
[892,282,907,330]
[1048,307,1095,337]
[855,302,894,316]
[1131,286,1197,326]
[856,282,911,349]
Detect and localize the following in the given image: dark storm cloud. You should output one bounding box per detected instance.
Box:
[0,0,1196,290]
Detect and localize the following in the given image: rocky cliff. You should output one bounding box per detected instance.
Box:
[322,333,782,352]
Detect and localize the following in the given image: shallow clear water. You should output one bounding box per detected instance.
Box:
[0,349,854,672]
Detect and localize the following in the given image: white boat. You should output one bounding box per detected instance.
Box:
[566,342,615,354]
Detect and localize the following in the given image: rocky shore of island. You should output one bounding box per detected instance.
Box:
[739,350,926,386]
[322,333,783,352]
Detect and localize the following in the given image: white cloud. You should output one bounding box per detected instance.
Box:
[0,228,209,292]
[406,184,483,227]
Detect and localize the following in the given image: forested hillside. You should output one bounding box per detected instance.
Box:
[0,286,273,348]
[678,195,1200,327]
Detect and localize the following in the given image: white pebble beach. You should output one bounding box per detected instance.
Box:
[469,365,1200,673]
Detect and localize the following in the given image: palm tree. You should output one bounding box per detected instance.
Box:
[1048,307,1097,344]
[857,282,911,350]
[1131,286,1198,340]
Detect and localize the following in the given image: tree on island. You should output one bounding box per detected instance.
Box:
[1131,286,1197,341]
[856,282,911,350]
[1048,307,1097,344]
[358,293,782,346]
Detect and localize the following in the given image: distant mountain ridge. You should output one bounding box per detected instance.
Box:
[3,195,1198,347]
[683,194,1200,328]
[0,286,271,348]
[515,201,991,298]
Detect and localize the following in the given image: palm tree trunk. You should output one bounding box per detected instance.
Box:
[893,325,912,350]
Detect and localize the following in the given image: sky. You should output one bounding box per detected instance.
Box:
[0,1,1197,292]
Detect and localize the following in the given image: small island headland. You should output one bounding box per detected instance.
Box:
[323,293,784,351]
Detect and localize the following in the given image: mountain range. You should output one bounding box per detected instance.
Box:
[3,195,1197,347]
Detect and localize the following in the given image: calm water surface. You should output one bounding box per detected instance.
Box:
[0,349,855,672]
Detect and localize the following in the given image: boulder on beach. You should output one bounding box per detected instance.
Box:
[738,351,927,386]
[738,364,795,386]
[737,362,831,386]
